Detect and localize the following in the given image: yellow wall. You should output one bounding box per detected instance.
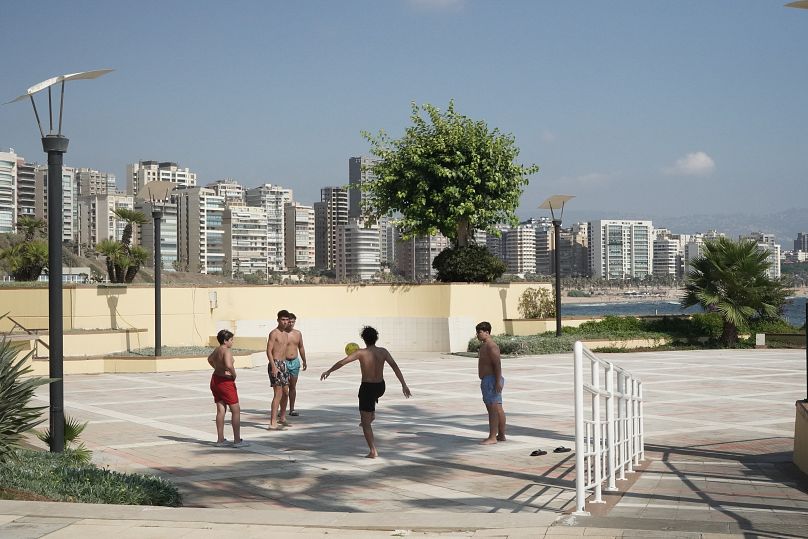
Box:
[795,401,808,476]
[1,282,549,355]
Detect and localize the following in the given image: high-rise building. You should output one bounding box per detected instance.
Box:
[395,233,450,281]
[36,165,76,243]
[314,186,349,270]
[336,218,381,281]
[528,217,553,275]
[741,232,781,279]
[588,220,653,280]
[377,214,397,267]
[485,225,510,262]
[348,156,377,219]
[206,179,246,206]
[75,168,117,196]
[504,222,537,274]
[284,202,315,271]
[0,150,17,233]
[652,236,680,278]
[795,232,808,253]
[224,204,268,278]
[136,199,178,270]
[245,184,293,271]
[15,159,36,221]
[77,193,135,247]
[126,161,197,197]
[176,187,225,274]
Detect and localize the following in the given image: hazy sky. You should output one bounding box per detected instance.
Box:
[2,1,806,220]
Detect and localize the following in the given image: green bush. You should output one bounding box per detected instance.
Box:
[0,449,181,506]
[0,336,50,463]
[518,287,555,318]
[748,318,802,334]
[433,245,506,283]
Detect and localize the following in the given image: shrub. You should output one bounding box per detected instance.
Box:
[0,335,50,463]
[748,318,802,334]
[0,449,181,506]
[518,287,556,318]
[433,245,506,283]
[37,416,92,465]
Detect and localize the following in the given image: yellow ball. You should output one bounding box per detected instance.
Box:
[344,342,360,355]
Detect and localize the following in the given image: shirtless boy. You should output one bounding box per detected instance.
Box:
[320,326,411,458]
[266,310,291,429]
[208,329,248,448]
[476,321,506,445]
[284,313,307,417]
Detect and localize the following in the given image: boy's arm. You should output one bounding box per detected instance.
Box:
[298,333,307,371]
[266,332,279,375]
[490,343,503,393]
[385,354,412,398]
[320,352,358,380]
[224,350,236,380]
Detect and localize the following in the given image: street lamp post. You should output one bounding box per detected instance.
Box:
[539,195,575,337]
[6,69,112,452]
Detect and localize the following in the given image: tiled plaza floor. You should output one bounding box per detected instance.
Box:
[19,348,808,537]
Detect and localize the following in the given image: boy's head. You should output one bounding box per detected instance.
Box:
[475,321,492,341]
[287,312,297,330]
[277,309,291,328]
[217,329,234,345]
[360,326,378,346]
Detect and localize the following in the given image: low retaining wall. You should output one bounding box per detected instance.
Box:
[796,401,808,476]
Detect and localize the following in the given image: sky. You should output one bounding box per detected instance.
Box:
[2,0,807,222]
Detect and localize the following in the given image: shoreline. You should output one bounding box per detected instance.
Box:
[561,286,808,305]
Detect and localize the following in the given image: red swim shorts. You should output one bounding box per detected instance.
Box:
[210,374,239,405]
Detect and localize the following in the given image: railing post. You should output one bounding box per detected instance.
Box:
[625,373,634,473]
[573,341,589,515]
[591,355,603,503]
[617,372,626,481]
[632,377,641,467]
[638,381,645,461]
[605,362,617,491]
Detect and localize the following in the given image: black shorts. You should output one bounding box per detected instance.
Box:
[358,381,386,412]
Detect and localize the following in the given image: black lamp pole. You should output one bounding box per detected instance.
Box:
[553,218,562,337]
[43,133,68,453]
[153,209,162,357]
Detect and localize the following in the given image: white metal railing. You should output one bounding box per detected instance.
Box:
[573,340,644,515]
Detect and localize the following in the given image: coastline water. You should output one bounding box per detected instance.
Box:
[560,295,807,328]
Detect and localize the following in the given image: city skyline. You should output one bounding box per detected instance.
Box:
[2,1,807,220]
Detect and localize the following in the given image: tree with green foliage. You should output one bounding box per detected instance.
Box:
[0,217,49,281]
[94,209,149,283]
[681,237,791,346]
[361,101,537,282]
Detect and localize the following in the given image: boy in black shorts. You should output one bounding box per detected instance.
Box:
[320,326,411,458]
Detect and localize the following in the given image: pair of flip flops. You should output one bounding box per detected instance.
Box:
[530,446,571,456]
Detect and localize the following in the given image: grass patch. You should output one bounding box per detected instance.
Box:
[0,449,181,506]
[467,314,802,355]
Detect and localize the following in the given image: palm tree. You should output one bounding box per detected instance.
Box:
[16,216,45,241]
[681,237,791,346]
[0,240,48,281]
[96,239,125,283]
[112,208,148,249]
[124,246,149,283]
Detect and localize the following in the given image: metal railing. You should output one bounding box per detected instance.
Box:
[573,340,644,515]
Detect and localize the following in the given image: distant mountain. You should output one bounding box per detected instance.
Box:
[521,208,808,248]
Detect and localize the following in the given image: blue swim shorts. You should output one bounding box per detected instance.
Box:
[285,356,301,377]
[480,375,504,405]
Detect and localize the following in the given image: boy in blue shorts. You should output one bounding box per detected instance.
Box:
[476,321,506,445]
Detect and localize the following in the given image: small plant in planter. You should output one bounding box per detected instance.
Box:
[518,287,556,319]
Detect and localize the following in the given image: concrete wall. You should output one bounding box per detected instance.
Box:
[0,282,546,355]
[795,401,808,476]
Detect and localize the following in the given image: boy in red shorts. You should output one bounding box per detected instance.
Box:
[208,329,249,448]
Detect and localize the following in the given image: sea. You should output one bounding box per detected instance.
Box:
[561,296,808,328]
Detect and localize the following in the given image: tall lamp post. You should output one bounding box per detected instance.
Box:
[139,181,174,358]
[786,0,808,402]
[539,195,575,337]
[6,70,112,453]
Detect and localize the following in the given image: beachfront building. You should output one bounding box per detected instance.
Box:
[77,193,135,247]
[245,183,293,272]
[136,199,179,270]
[314,186,349,271]
[76,168,117,196]
[504,221,537,274]
[35,165,76,243]
[284,202,315,271]
[336,218,381,281]
[224,204,268,278]
[741,231,781,279]
[206,179,246,206]
[126,161,197,198]
[395,233,450,281]
[0,150,17,234]
[588,219,653,280]
[175,187,225,274]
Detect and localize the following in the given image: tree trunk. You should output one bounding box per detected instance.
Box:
[455,219,471,248]
[124,264,139,283]
[721,320,738,347]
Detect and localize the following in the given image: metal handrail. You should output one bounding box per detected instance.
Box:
[573,341,644,515]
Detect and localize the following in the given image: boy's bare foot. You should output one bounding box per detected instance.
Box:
[268,424,285,431]
[479,437,498,445]
[497,435,507,442]
[365,451,378,458]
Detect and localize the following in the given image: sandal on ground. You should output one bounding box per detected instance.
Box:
[530,449,547,456]
[289,411,299,416]
[554,446,571,453]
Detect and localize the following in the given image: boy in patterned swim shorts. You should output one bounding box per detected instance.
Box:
[266,310,292,430]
